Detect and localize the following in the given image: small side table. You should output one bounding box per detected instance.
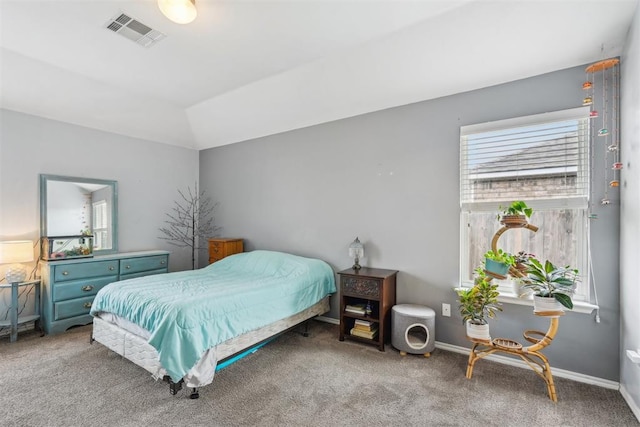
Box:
[0,280,41,342]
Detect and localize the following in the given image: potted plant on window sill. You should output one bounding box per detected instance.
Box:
[514,251,534,274]
[498,200,533,228]
[520,258,578,313]
[457,275,502,342]
[484,249,515,280]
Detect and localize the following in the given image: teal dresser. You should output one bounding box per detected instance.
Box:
[40,250,169,335]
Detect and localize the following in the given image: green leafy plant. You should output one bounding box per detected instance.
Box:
[473,266,489,285]
[457,277,502,325]
[484,249,516,266]
[521,258,578,309]
[499,200,533,218]
[514,251,534,264]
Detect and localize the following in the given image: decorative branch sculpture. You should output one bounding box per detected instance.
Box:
[159,184,220,269]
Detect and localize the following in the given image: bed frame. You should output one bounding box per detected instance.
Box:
[90,296,330,399]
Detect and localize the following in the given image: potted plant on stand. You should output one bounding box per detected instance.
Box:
[514,251,534,274]
[521,258,578,312]
[483,249,515,280]
[457,275,502,342]
[498,200,533,228]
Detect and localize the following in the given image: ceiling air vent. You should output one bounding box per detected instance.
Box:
[105,12,166,48]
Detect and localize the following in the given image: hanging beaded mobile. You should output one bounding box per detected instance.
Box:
[584,57,620,205]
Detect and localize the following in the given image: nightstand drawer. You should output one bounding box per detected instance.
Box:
[54,260,119,282]
[209,249,224,263]
[119,255,168,275]
[53,276,117,302]
[208,238,243,264]
[341,277,381,298]
[54,296,95,320]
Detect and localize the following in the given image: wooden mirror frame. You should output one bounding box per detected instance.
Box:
[39,174,118,255]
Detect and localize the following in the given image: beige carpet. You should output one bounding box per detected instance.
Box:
[0,320,637,427]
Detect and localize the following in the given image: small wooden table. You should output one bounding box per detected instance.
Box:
[0,280,41,342]
[466,311,563,402]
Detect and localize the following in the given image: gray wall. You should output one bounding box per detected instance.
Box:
[620,2,640,416]
[200,64,622,380]
[0,109,199,273]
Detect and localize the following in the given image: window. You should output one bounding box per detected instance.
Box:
[93,200,108,250]
[460,107,591,301]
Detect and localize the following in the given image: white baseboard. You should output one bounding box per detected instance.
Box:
[315,317,620,390]
[620,384,640,422]
[315,315,339,325]
[435,341,619,390]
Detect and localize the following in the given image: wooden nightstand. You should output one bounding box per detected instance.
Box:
[338,267,397,351]
[208,238,244,264]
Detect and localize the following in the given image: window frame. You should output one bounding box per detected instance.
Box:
[92,200,109,250]
[459,107,592,304]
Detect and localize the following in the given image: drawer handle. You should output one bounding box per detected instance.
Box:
[83,302,92,309]
[160,260,166,265]
[213,248,219,253]
[109,266,115,271]
[62,271,69,276]
[81,285,94,292]
[125,265,131,269]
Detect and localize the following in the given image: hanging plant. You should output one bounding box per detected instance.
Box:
[498,200,533,227]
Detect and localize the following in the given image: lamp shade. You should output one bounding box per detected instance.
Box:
[348,237,364,259]
[158,0,197,24]
[348,237,364,270]
[0,240,34,264]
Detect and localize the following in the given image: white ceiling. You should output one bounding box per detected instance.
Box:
[1,0,637,150]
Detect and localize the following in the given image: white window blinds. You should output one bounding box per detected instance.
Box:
[460,107,590,208]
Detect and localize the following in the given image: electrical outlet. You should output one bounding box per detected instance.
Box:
[442,303,451,317]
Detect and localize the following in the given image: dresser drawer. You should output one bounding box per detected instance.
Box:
[54,296,95,320]
[209,252,224,263]
[54,260,119,282]
[209,240,223,251]
[208,238,243,264]
[341,277,382,298]
[53,276,117,302]
[120,255,168,275]
[120,268,167,281]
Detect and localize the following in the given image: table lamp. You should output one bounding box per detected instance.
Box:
[348,237,364,270]
[0,240,34,283]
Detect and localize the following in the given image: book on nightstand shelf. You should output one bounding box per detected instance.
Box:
[353,319,376,331]
[350,327,378,340]
[345,304,366,315]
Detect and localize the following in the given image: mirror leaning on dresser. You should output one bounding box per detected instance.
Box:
[38,174,169,335]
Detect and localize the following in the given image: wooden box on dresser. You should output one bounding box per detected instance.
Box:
[40,250,169,335]
[208,238,243,264]
[338,267,398,351]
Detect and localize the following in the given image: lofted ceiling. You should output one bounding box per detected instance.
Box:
[1,0,637,151]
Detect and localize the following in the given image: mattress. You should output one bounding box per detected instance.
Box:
[92,296,330,388]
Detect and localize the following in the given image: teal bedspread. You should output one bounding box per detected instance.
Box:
[90,250,336,382]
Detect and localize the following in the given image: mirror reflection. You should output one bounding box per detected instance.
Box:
[40,175,118,254]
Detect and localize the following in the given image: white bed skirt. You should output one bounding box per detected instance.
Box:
[92,296,330,388]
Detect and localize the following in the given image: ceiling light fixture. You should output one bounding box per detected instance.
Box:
[158,0,197,24]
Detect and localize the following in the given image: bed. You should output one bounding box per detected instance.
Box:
[89,250,336,398]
